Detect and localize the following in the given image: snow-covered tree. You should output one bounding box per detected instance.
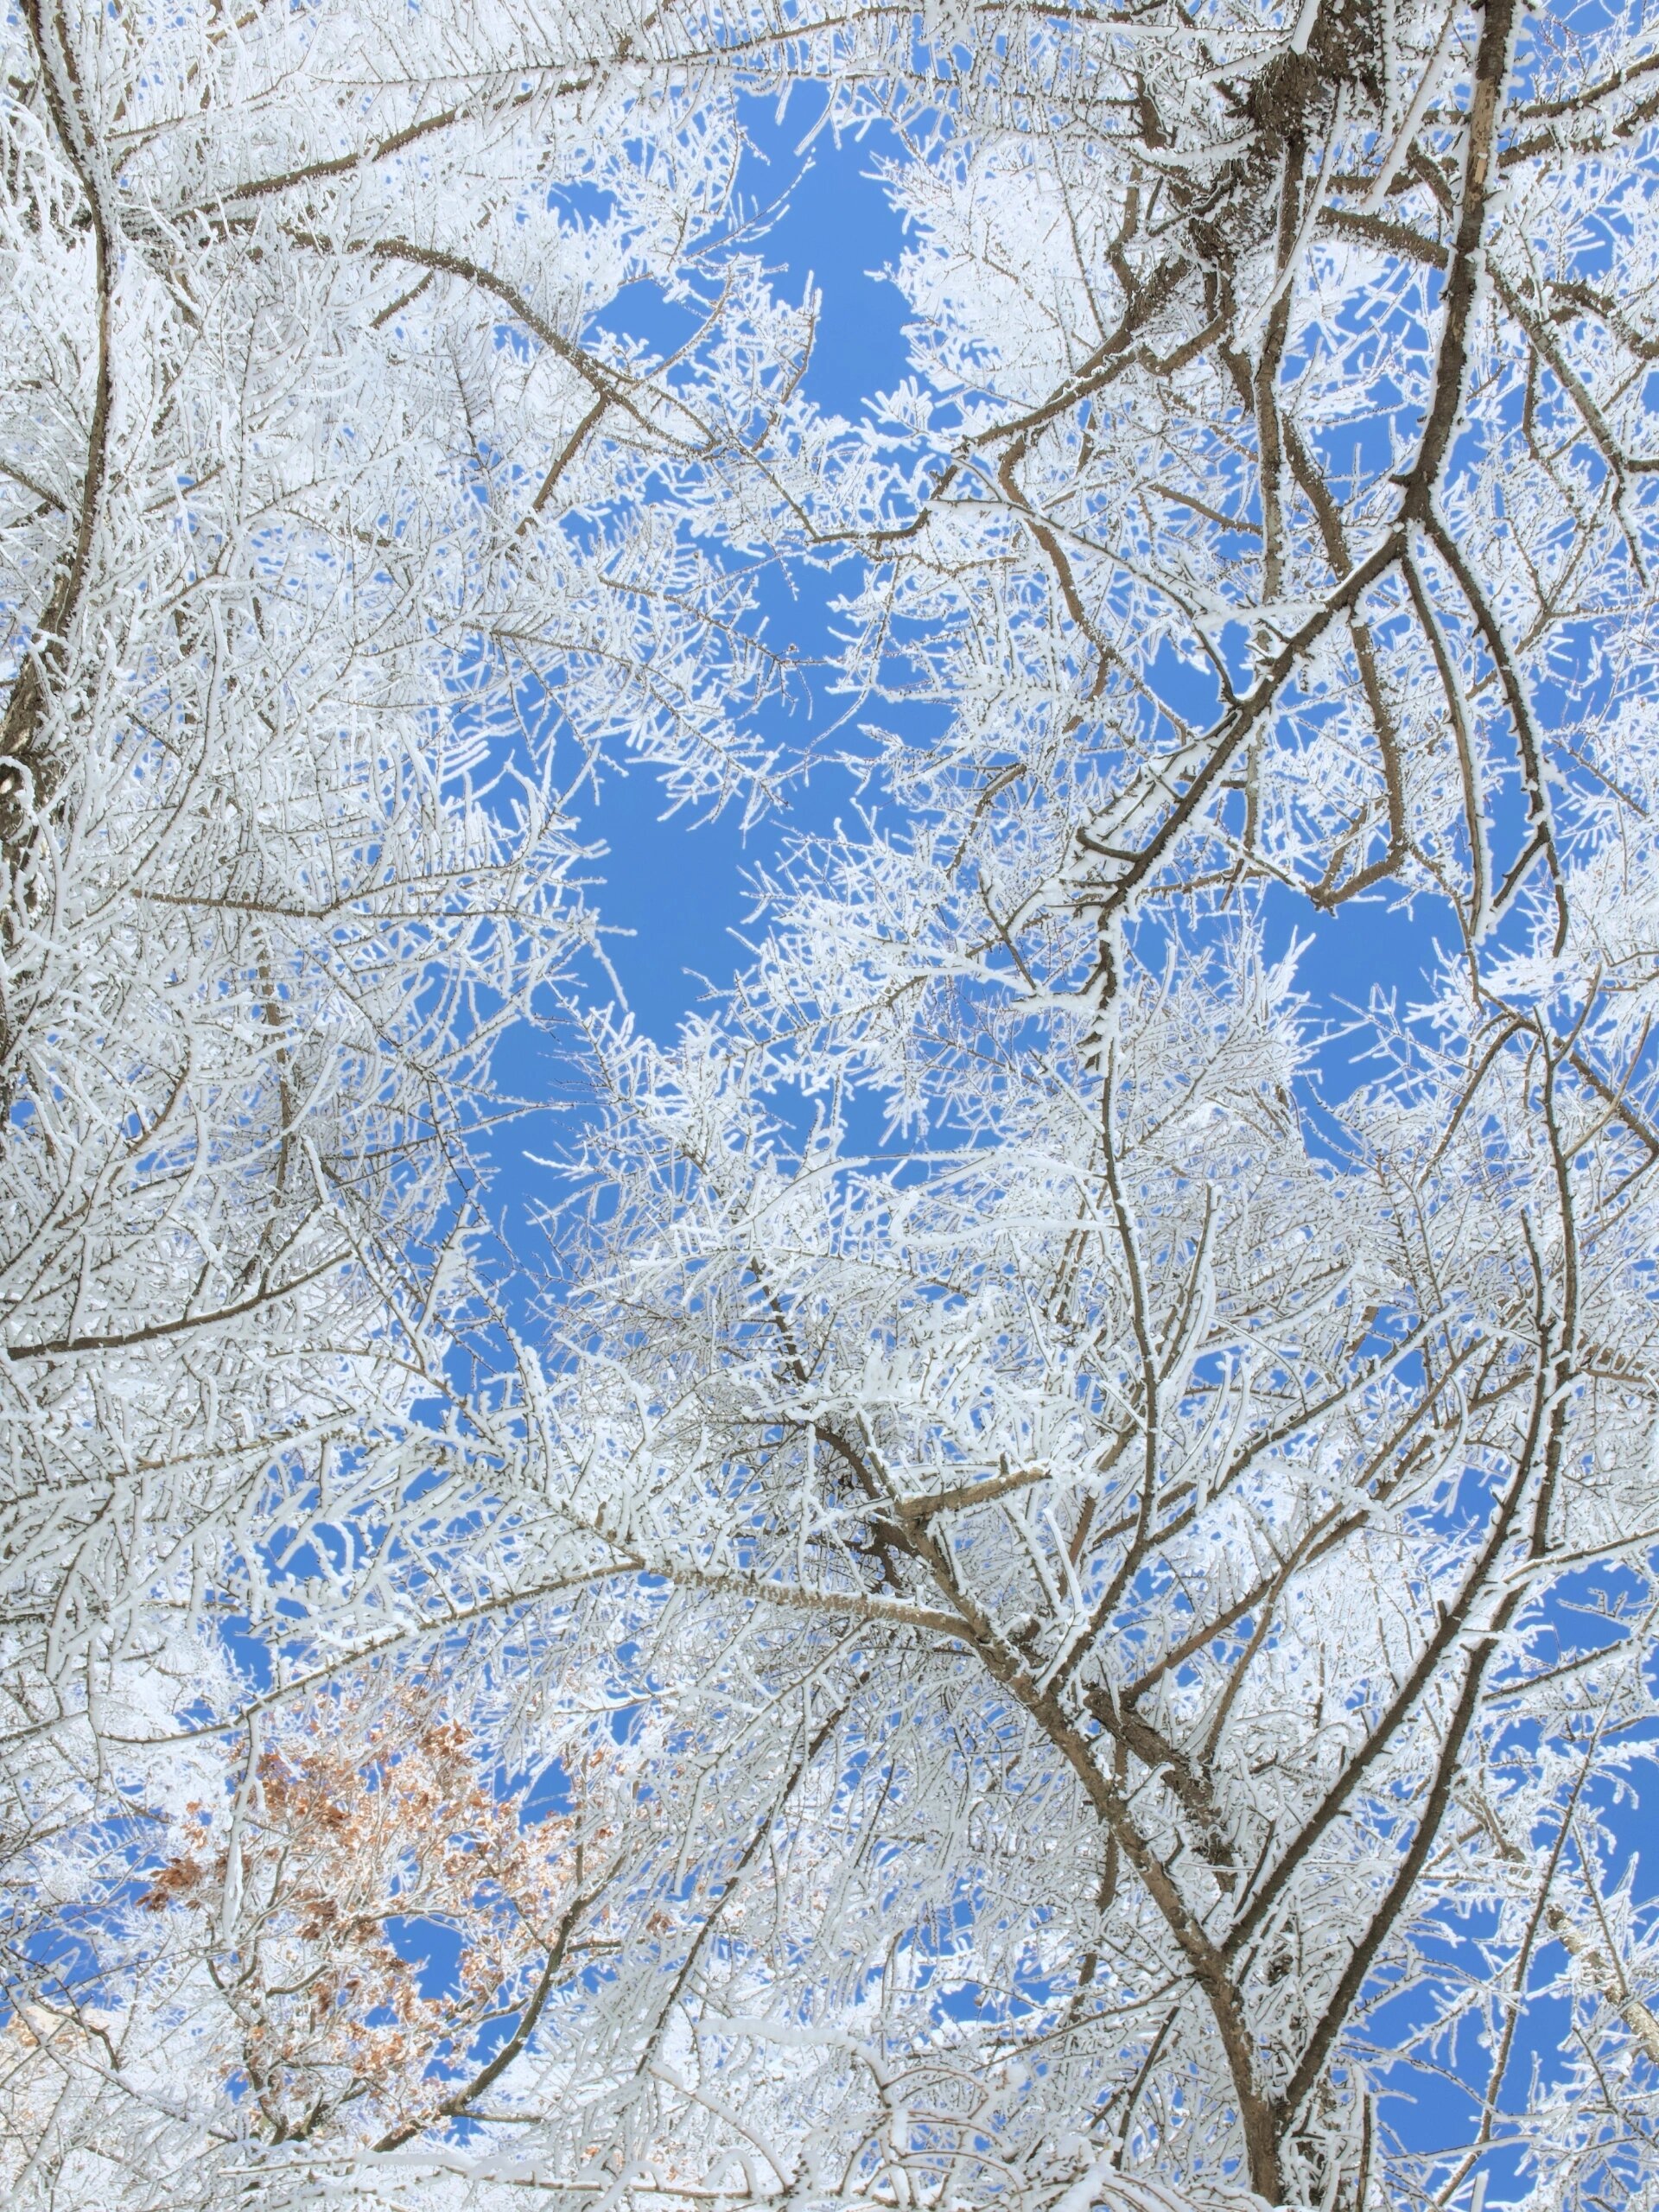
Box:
[493,5,1659,2203]
[3,3,1658,2209]
[0,0,815,1875]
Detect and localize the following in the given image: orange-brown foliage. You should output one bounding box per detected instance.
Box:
[142,1693,604,2148]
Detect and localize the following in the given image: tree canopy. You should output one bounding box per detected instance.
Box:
[2,3,1657,2209]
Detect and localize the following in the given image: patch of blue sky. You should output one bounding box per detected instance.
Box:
[559,99,917,1023]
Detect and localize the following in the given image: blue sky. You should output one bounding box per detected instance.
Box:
[573,97,915,1040]
[552,93,1463,1077]
[481,92,1459,1265]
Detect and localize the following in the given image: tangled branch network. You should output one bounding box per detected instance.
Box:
[2,3,1658,2209]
